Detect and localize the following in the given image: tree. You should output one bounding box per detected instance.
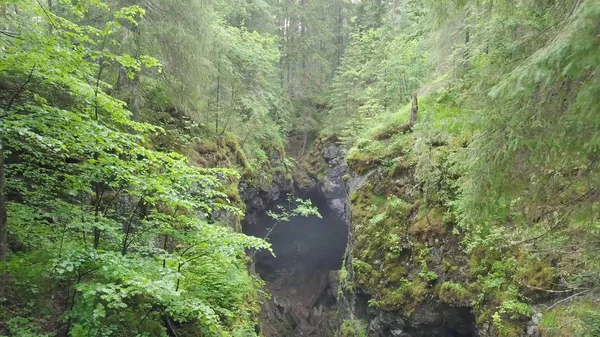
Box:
[0,1,271,336]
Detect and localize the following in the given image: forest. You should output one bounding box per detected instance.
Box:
[0,0,598,336]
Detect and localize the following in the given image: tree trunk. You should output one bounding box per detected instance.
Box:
[391,0,397,31]
[301,121,308,155]
[215,58,220,134]
[0,142,7,297]
[336,0,343,68]
[408,94,418,130]
[131,25,141,121]
[130,72,141,122]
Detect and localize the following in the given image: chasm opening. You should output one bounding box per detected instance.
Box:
[243,189,348,319]
[399,305,479,337]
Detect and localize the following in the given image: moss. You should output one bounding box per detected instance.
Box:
[221,181,241,203]
[383,264,408,283]
[468,246,501,277]
[442,259,459,274]
[514,254,555,290]
[371,120,406,141]
[409,207,447,239]
[409,280,430,304]
[349,186,412,261]
[538,299,600,337]
[340,320,368,337]
[346,137,390,173]
[348,178,446,311]
[388,158,414,178]
[346,153,380,174]
[437,282,471,306]
[352,259,381,291]
[368,279,429,312]
[339,262,354,294]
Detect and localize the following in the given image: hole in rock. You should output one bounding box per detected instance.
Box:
[244,189,348,309]
[371,304,478,337]
[400,306,478,337]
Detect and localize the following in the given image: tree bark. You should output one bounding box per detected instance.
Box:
[130,25,141,122]
[391,0,397,31]
[0,142,7,298]
[301,122,308,155]
[215,58,220,134]
[408,94,418,130]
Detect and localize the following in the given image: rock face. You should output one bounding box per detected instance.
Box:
[240,175,293,228]
[320,144,349,220]
[243,136,483,337]
[366,303,478,337]
[255,265,342,337]
[326,135,484,337]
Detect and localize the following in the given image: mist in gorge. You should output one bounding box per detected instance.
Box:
[244,191,348,336]
[246,192,347,281]
[1,0,599,336]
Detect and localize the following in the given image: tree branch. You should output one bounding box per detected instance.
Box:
[0,30,21,39]
[4,63,36,115]
[546,290,591,312]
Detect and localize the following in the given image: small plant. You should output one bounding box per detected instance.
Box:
[420,270,439,282]
[340,320,368,337]
[439,282,470,305]
[250,196,321,258]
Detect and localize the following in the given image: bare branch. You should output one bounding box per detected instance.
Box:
[546,290,591,311]
[0,30,21,39]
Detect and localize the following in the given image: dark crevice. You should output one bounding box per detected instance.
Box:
[244,189,348,283]
[244,188,348,336]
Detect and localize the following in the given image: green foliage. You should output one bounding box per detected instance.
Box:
[1,316,50,337]
[266,197,321,222]
[0,1,276,336]
[331,0,600,335]
[340,319,367,337]
[438,282,471,306]
[2,0,599,336]
[326,5,431,139]
[539,299,600,337]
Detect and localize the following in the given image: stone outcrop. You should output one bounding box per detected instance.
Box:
[244,136,484,337]
[320,143,348,220]
[240,174,293,228]
[329,136,482,337]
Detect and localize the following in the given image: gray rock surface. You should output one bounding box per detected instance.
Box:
[365,304,479,337]
[526,311,542,337]
[320,144,349,219]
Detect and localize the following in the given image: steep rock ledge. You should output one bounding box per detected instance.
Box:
[336,139,482,337]
[335,125,554,337]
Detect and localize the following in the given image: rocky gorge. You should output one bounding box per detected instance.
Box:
[240,137,486,337]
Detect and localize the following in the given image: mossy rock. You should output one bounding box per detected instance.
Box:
[369,279,429,311]
[437,282,472,306]
[352,259,382,292]
[409,207,448,239]
[383,264,408,283]
[514,253,555,292]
